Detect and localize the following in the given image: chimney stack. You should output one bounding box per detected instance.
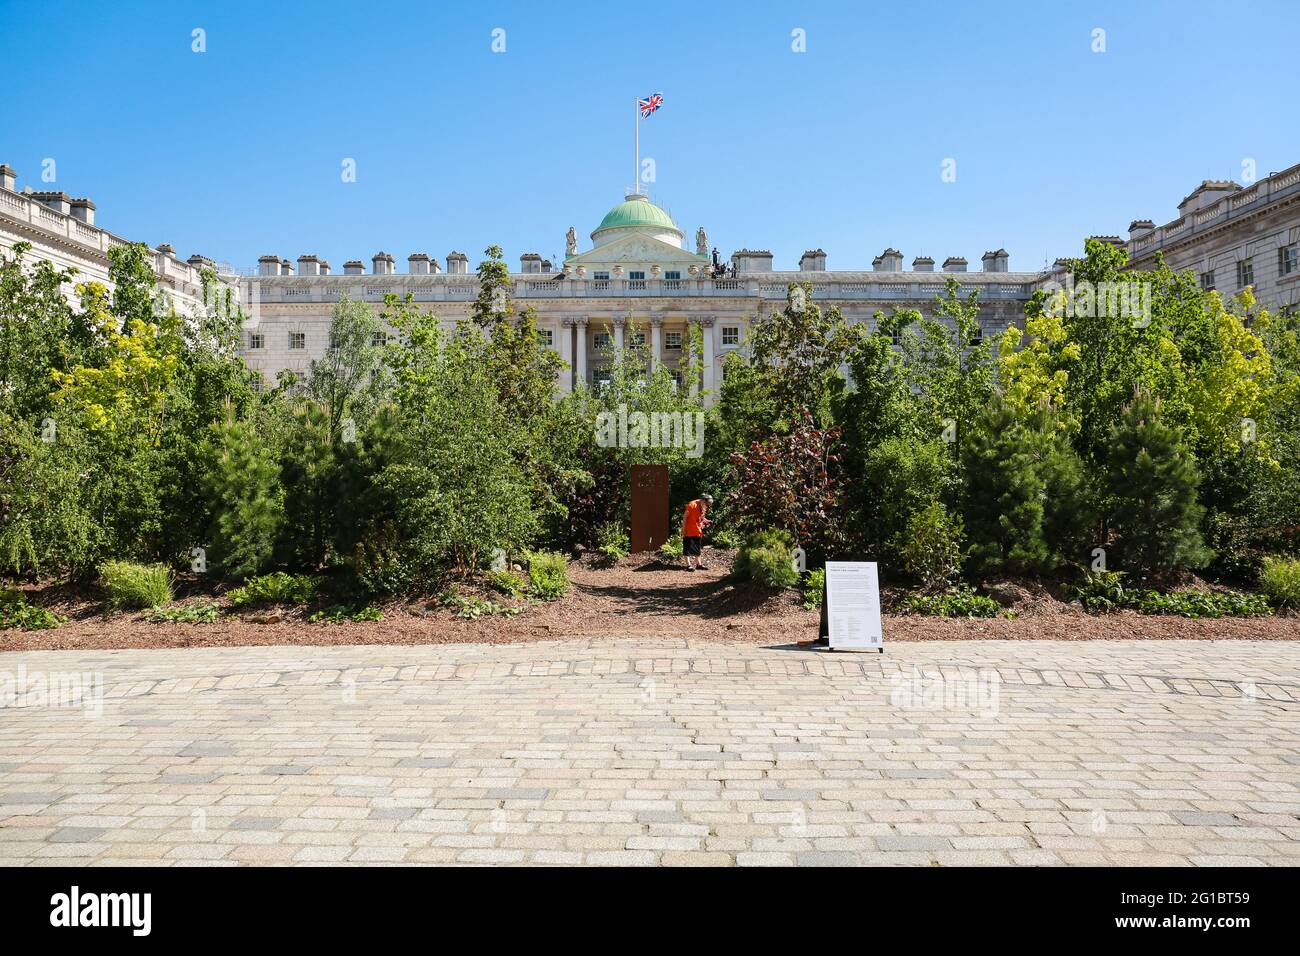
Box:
[446,251,468,274]
[408,252,431,275]
[372,252,395,275]
[872,248,903,272]
[981,249,1009,273]
[942,256,968,273]
[912,255,935,272]
[1129,219,1155,241]
[0,165,15,192]
[280,258,293,276]
[799,249,827,272]
[319,260,331,276]
[69,197,96,226]
[343,260,364,276]
[258,255,281,277]
[297,255,320,276]
[33,191,72,215]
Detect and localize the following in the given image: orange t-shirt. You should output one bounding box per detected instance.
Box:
[682,500,705,537]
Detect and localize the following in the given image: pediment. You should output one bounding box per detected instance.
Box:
[567,232,706,268]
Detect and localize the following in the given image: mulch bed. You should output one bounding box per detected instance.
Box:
[3,551,1298,652]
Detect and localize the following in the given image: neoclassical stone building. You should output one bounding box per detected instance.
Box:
[3,159,1297,405]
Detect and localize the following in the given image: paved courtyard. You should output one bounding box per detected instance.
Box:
[1,637,1297,866]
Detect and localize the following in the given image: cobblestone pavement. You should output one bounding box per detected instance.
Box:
[1,638,1298,866]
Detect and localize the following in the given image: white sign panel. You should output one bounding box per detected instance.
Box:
[825,561,883,650]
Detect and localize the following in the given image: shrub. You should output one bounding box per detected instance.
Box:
[525,551,569,600]
[100,561,174,610]
[802,567,825,610]
[898,502,965,591]
[901,585,1000,618]
[440,592,522,620]
[148,602,220,624]
[308,604,383,623]
[0,592,65,630]
[227,572,318,609]
[734,530,799,589]
[658,534,684,560]
[201,413,284,580]
[711,526,743,550]
[1135,589,1271,619]
[595,521,629,564]
[1071,570,1136,613]
[1259,556,1300,609]
[486,568,527,598]
[726,409,844,562]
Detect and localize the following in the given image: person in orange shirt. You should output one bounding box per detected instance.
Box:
[681,493,713,571]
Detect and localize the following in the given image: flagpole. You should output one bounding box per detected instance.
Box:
[633,96,639,195]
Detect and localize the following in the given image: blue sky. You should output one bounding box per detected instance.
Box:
[4,0,1298,274]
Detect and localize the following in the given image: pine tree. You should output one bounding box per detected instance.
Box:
[962,395,1050,576]
[203,414,284,580]
[1105,389,1210,574]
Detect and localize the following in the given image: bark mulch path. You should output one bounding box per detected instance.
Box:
[3,550,1298,652]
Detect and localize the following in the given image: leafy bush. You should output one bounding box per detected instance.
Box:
[802,567,825,610]
[486,568,527,598]
[734,530,799,589]
[148,602,220,624]
[1073,572,1271,617]
[227,572,318,608]
[595,522,629,564]
[308,604,383,624]
[898,502,965,591]
[0,592,65,630]
[658,534,684,560]
[100,561,174,610]
[525,551,569,600]
[900,586,1001,618]
[1259,556,1300,609]
[1135,589,1271,619]
[711,526,743,550]
[440,592,522,620]
[1071,570,1136,613]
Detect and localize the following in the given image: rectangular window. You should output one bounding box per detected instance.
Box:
[665,331,683,349]
[248,332,264,350]
[1200,270,1215,291]
[1237,258,1254,288]
[289,332,306,350]
[629,330,645,347]
[371,332,387,347]
[629,271,645,280]
[594,271,610,280]
[250,373,265,394]
[670,370,683,389]
[721,326,739,346]
[1280,245,1298,277]
[540,328,554,347]
[594,331,611,349]
[665,271,681,280]
[969,324,983,346]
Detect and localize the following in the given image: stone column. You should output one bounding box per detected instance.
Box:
[613,314,627,352]
[649,315,663,372]
[575,317,589,388]
[558,317,575,394]
[692,315,716,404]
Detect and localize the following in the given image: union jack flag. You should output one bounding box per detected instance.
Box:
[638,93,663,118]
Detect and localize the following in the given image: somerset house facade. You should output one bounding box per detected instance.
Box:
[2,161,1298,405]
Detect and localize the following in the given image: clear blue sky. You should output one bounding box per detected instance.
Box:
[4,0,1298,274]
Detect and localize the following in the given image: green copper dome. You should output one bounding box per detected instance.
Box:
[593,194,682,237]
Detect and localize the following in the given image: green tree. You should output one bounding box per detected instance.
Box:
[202,412,284,579]
[1104,389,1210,574]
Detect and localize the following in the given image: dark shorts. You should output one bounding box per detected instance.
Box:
[683,536,702,557]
